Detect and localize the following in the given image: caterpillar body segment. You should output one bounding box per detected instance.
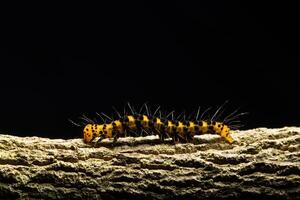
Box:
[112,120,123,133]
[124,115,137,130]
[79,103,245,145]
[199,121,209,134]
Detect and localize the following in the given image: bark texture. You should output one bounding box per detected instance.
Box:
[0,127,299,200]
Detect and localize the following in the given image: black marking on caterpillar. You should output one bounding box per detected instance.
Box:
[69,102,248,145]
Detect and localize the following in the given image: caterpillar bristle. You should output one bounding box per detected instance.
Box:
[112,106,122,119]
[138,102,145,114]
[144,103,150,116]
[68,119,82,127]
[100,112,113,121]
[229,124,244,130]
[224,112,249,124]
[227,120,241,125]
[73,103,246,145]
[176,111,184,121]
[166,110,175,120]
[223,107,241,123]
[96,112,106,123]
[80,114,95,124]
[127,102,136,115]
[211,101,227,122]
[200,107,212,120]
[152,105,161,117]
[195,106,201,121]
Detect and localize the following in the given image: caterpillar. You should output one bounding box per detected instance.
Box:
[70,102,247,145]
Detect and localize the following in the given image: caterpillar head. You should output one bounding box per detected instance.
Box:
[83,124,94,143]
[212,122,234,144]
[83,124,103,143]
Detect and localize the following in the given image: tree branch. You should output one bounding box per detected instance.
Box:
[0,127,299,199]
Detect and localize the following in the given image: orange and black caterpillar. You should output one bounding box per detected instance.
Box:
[70,102,247,145]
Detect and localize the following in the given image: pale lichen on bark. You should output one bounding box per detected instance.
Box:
[0,127,299,199]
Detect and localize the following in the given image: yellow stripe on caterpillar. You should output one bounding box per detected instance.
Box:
[126,115,137,130]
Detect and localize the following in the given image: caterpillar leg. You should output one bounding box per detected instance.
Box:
[96,134,106,143]
[178,134,188,143]
[172,132,181,144]
[158,130,167,141]
[112,133,120,147]
[185,132,194,143]
[93,134,106,147]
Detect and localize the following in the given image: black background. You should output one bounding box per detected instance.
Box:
[0,1,299,139]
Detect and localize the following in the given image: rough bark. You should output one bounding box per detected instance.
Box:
[0,127,299,200]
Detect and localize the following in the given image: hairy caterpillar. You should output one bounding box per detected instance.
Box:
[70,102,247,145]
